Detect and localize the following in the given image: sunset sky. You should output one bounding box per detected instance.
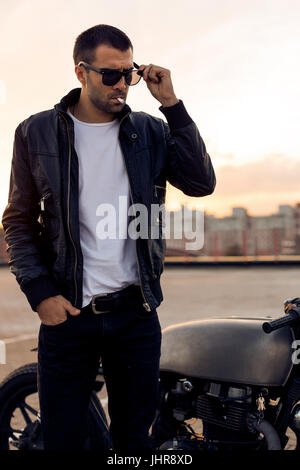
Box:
[1,0,299,219]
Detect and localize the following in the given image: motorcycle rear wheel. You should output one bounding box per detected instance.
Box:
[0,363,110,450]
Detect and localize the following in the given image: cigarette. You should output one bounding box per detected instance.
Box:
[117,97,124,103]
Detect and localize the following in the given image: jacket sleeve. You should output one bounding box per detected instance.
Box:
[159,100,216,196]
[1,124,61,312]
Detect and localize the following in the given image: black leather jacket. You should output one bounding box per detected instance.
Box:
[2,88,216,312]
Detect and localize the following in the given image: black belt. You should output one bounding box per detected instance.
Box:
[86,284,144,314]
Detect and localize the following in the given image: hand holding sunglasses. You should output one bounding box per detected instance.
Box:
[78,61,179,107]
[136,63,179,107]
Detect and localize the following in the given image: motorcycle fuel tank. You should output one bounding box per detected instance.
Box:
[160,318,295,386]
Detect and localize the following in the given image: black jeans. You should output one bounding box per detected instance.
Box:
[37,299,162,451]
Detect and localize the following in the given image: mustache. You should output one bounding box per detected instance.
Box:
[109,94,126,99]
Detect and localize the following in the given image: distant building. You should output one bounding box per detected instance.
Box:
[166,203,300,256]
[295,203,300,253]
[1,203,300,262]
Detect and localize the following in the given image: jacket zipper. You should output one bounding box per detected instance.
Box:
[59,113,78,306]
[118,114,151,312]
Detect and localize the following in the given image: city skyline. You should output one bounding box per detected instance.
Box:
[1,197,299,230]
[169,200,300,220]
[165,201,300,257]
[165,195,300,219]
[2,200,300,260]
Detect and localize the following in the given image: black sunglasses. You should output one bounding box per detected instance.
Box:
[77,61,143,86]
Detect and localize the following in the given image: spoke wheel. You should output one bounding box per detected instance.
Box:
[0,364,41,450]
[0,363,110,450]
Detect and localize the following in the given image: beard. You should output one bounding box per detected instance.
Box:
[87,79,125,114]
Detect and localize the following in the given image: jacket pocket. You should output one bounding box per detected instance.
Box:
[38,192,60,241]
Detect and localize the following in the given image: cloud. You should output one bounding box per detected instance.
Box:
[213,154,300,196]
[165,153,300,216]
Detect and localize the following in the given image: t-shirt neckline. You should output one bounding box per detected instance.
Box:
[67,108,117,127]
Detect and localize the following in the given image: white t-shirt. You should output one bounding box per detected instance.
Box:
[67,108,139,308]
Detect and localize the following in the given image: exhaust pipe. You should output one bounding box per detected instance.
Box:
[251,418,282,450]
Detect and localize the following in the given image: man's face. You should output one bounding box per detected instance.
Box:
[80,45,134,114]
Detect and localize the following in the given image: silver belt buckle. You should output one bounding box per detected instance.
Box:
[91,293,111,314]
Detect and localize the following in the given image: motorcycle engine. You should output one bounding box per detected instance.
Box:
[157,378,281,450]
[197,382,253,432]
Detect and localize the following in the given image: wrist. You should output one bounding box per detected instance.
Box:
[159,100,193,130]
[159,96,179,107]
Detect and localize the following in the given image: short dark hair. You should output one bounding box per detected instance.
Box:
[73,24,133,65]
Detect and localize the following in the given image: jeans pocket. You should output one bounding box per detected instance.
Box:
[41,317,69,329]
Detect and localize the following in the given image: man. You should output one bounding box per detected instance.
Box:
[2,24,216,451]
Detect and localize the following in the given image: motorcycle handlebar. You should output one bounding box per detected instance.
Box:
[262,309,300,334]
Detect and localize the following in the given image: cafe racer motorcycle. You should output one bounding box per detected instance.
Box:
[0,298,300,450]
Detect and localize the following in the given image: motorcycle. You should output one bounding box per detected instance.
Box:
[0,298,300,451]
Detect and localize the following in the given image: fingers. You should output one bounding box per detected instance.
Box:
[138,64,169,83]
[52,295,81,316]
[145,65,159,83]
[37,295,80,325]
[64,299,81,316]
[138,64,147,76]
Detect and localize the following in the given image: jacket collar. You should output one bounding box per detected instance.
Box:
[54,87,132,122]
